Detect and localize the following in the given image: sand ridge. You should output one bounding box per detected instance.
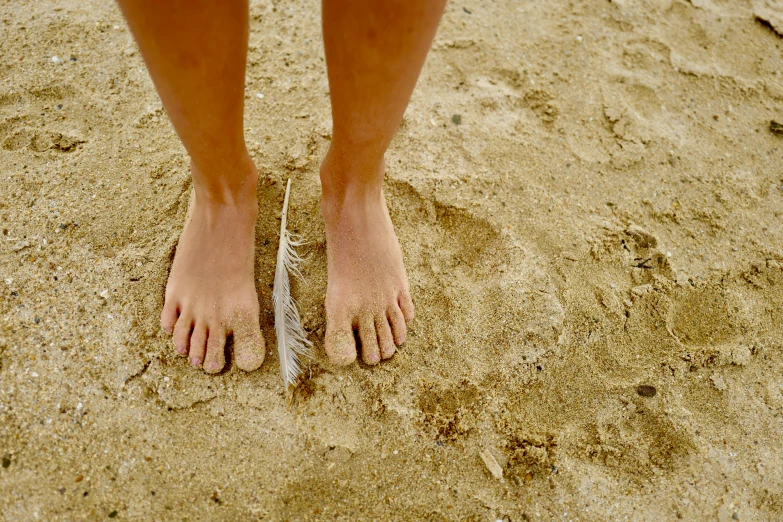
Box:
[1,0,783,520]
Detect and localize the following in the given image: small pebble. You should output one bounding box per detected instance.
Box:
[451,114,462,125]
[711,373,727,391]
[2,456,10,468]
[51,56,60,63]
[479,449,503,479]
[69,56,77,62]
[99,289,110,299]
[256,93,264,99]
[109,510,118,518]
[636,385,657,397]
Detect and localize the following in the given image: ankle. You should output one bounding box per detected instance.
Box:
[191,153,258,206]
[319,146,385,202]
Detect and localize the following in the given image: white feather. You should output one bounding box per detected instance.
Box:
[273,178,312,390]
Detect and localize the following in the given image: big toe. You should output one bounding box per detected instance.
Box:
[325,313,357,366]
[161,299,178,334]
[399,291,415,324]
[232,317,266,372]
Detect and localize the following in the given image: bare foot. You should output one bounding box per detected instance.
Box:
[320,157,414,366]
[160,161,265,373]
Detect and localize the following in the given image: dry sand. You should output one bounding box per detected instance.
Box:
[2,0,783,520]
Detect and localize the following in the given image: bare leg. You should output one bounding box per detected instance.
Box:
[117,0,265,373]
[321,0,446,365]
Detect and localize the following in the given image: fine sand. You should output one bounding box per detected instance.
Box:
[1,0,783,520]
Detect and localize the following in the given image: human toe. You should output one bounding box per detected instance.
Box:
[388,305,407,345]
[203,326,227,374]
[399,291,415,324]
[189,323,207,367]
[376,315,396,360]
[161,300,178,334]
[325,312,357,366]
[358,314,381,365]
[232,315,266,372]
[172,312,193,355]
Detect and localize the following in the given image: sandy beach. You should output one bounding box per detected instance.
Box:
[1,0,783,519]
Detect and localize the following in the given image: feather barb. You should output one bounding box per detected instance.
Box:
[273,179,313,391]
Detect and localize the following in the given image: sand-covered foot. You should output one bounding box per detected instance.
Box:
[320,160,414,366]
[160,164,265,373]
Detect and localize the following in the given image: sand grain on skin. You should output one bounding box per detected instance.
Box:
[1,0,782,520]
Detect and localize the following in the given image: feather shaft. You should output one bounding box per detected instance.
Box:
[273,179,312,390]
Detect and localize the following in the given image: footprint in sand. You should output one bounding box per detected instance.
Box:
[576,409,696,484]
[0,84,87,153]
[373,179,565,445]
[386,178,564,379]
[667,284,756,369]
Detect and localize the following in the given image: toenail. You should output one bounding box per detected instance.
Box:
[190,358,201,366]
[176,347,185,355]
